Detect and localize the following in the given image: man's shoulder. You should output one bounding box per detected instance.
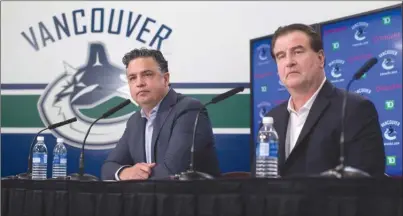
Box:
[266,100,288,116]
[174,93,204,110]
[126,109,141,125]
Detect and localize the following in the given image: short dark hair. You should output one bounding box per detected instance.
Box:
[122,48,169,73]
[270,23,323,59]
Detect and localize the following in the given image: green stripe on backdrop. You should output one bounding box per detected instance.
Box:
[1,94,250,128]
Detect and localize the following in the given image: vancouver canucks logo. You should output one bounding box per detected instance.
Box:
[257,101,271,119]
[256,44,271,65]
[330,63,342,78]
[384,126,397,141]
[378,50,398,76]
[382,57,395,70]
[352,22,368,41]
[381,120,401,145]
[328,59,345,83]
[38,42,137,149]
[258,46,269,61]
[354,27,366,41]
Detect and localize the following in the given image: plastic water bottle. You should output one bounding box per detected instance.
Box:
[52,138,67,178]
[32,136,48,180]
[255,116,279,178]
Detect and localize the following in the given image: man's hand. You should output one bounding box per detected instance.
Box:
[119,163,156,180]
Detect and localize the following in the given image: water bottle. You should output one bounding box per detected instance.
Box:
[52,138,67,178]
[255,116,279,178]
[32,136,48,180]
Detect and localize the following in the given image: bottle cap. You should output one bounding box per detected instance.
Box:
[57,138,64,143]
[262,117,273,124]
[37,136,44,141]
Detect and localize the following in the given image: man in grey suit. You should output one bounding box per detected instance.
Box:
[101,48,221,180]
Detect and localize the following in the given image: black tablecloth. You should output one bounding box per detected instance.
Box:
[2,178,402,216]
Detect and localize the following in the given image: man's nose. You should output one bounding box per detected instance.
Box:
[285,55,296,68]
[135,76,146,87]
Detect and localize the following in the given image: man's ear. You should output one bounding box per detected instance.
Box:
[318,50,325,68]
[164,72,170,86]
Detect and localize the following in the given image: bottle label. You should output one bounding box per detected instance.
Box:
[258,142,269,157]
[32,153,47,164]
[53,154,67,164]
[269,140,278,157]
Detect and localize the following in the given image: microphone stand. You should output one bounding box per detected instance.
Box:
[174,103,215,180]
[68,119,101,181]
[320,79,370,178]
[173,86,245,180]
[69,99,131,181]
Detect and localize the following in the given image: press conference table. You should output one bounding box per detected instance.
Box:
[1,177,402,216]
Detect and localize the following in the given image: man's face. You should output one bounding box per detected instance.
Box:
[126,57,170,108]
[273,31,325,90]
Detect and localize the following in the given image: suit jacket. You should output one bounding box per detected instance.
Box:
[264,80,385,177]
[101,89,221,180]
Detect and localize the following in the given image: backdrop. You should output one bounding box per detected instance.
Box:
[250,4,402,176]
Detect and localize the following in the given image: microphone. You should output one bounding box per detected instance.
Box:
[321,57,378,178]
[69,99,132,181]
[353,57,378,80]
[174,86,245,180]
[15,117,77,180]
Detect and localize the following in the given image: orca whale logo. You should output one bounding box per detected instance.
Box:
[382,57,395,70]
[384,126,397,141]
[331,64,342,78]
[38,42,136,149]
[354,27,367,41]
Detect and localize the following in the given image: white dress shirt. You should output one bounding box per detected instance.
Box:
[285,78,327,158]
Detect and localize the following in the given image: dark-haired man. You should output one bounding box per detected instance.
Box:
[101,48,221,180]
[264,23,385,177]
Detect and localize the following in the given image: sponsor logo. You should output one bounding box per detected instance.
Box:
[332,41,340,50]
[376,84,402,92]
[382,16,391,25]
[373,32,401,42]
[323,26,348,35]
[255,72,274,79]
[386,156,396,166]
[347,54,373,63]
[385,100,395,110]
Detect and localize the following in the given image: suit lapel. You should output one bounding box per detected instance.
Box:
[150,89,178,162]
[274,103,290,174]
[285,81,334,165]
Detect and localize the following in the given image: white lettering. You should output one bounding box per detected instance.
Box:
[379,50,398,58]
[381,120,400,127]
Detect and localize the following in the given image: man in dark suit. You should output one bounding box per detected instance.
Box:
[265,23,385,177]
[101,48,221,180]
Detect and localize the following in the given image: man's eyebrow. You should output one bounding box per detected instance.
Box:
[290,45,305,50]
[127,70,154,76]
[275,45,305,56]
